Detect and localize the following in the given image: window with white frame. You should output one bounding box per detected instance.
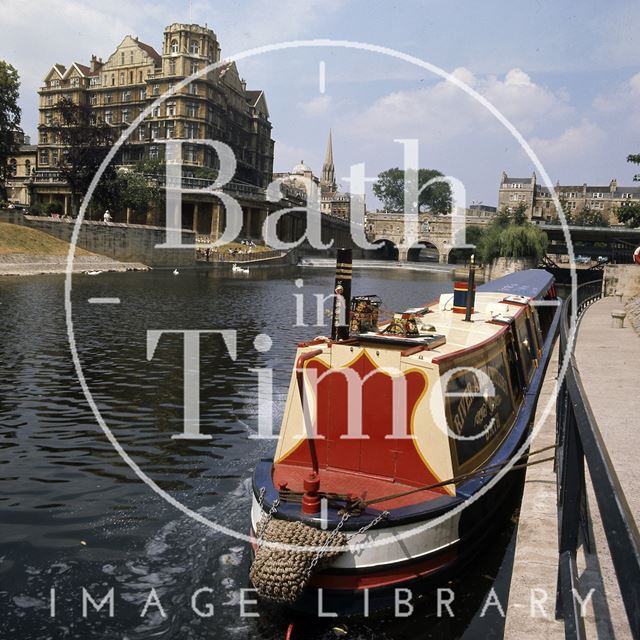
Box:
[39,149,48,164]
[165,121,174,138]
[122,108,129,123]
[169,60,176,75]
[166,100,176,116]
[149,145,159,159]
[122,90,131,102]
[184,144,197,163]
[187,102,198,117]
[171,40,178,54]
[104,110,112,124]
[190,40,200,55]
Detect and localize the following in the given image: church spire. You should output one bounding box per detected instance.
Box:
[321,129,336,193]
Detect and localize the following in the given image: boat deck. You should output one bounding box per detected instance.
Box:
[273,464,446,511]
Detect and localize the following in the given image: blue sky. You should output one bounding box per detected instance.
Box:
[1,0,639,206]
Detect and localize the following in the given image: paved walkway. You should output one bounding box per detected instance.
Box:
[504,345,565,639]
[505,297,639,638]
[573,296,640,639]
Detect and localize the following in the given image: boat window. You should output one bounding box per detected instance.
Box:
[444,347,515,471]
[505,330,525,398]
[516,318,534,380]
[530,309,543,351]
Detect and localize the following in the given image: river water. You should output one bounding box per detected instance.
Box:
[0,266,517,639]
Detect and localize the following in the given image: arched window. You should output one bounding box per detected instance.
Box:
[190,40,199,55]
[171,39,178,54]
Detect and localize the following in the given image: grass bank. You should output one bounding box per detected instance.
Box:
[0,222,91,256]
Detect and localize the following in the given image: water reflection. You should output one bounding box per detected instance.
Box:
[0,266,515,639]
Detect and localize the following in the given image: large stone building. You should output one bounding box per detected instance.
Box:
[498,172,640,224]
[34,22,274,232]
[5,129,36,206]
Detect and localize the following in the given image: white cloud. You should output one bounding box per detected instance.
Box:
[339,67,573,145]
[298,95,333,118]
[593,72,640,133]
[530,121,607,171]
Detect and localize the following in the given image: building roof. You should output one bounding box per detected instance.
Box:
[245,90,262,105]
[292,160,312,175]
[136,39,161,65]
[502,177,533,186]
[323,129,334,167]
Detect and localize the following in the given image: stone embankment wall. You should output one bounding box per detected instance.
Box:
[484,257,536,281]
[625,297,640,335]
[0,211,195,268]
[603,264,640,298]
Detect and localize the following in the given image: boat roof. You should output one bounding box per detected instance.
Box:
[477,268,554,299]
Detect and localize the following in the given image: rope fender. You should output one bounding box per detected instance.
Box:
[249,518,347,603]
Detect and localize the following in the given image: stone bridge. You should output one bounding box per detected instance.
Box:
[365,211,492,263]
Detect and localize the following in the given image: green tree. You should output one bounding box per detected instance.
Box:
[0,61,21,201]
[616,203,640,228]
[52,97,117,216]
[373,167,452,214]
[573,205,608,227]
[477,212,548,263]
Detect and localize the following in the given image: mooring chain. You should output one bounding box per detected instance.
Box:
[304,510,351,579]
[347,510,390,541]
[255,487,280,548]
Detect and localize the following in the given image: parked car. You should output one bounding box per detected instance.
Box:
[596,256,609,263]
[575,255,590,264]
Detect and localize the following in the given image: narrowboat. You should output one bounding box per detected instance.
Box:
[249,250,561,610]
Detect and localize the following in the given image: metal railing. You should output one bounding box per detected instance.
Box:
[555,280,640,638]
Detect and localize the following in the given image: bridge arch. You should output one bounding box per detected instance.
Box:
[406,241,441,263]
[371,238,399,260]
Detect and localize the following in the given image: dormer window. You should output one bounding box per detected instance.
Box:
[171,39,178,54]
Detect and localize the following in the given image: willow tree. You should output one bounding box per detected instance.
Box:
[477,205,548,263]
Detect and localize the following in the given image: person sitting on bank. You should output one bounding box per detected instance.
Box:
[103,210,112,224]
